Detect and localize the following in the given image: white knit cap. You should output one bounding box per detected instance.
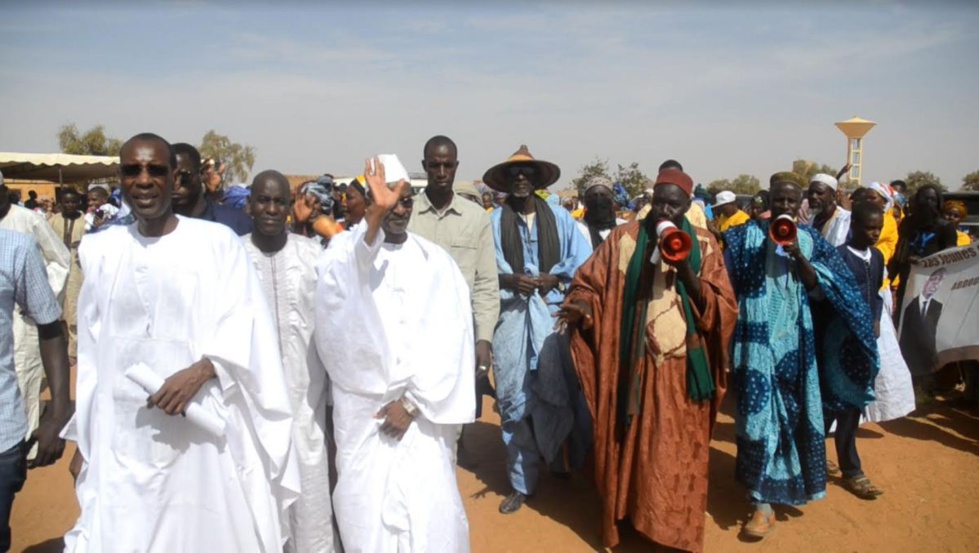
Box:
[371,154,410,185]
[810,173,838,191]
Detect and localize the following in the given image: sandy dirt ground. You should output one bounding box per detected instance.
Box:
[10,394,979,553]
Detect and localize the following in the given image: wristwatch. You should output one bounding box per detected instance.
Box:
[557,281,567,293]
[400,397,419,418]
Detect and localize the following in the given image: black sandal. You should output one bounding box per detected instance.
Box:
[499,491,528,514]
[843,475,883,500]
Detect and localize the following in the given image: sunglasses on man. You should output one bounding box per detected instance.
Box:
[507,166,537,179]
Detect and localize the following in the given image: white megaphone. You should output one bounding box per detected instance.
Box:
[650,220,692,264]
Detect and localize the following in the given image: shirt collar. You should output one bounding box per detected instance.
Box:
[416,190,462,217]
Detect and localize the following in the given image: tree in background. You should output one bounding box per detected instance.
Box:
[791,159,838,182]
[198,130,256,186]
[58,123,122,156]
[615,162,650,198]
[571,157,612,196]
[904,170,946,195]
[707,174,761,195]
[961,170,979,192]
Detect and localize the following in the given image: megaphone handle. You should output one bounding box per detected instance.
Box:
[783,244,819,291]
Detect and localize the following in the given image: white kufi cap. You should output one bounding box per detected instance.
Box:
[810,173,838,191]
[372,154,410,185]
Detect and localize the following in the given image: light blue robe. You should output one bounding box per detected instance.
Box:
[490,203,592,493]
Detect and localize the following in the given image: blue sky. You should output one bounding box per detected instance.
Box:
[1,1,977,189]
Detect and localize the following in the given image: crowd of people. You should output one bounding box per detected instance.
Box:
[0,132,975,553]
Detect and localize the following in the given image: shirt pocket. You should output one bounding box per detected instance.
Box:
[446,239,477,280]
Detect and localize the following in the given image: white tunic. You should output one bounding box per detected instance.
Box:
[576,217,627,246]
[65,217,299,553]
[864,290,916,423]
[0,204,69,297]
[242,233,337,553]
[315,223,475,553]
[817,207,852,247]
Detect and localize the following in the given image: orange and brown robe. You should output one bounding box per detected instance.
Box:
[568,221,738,552]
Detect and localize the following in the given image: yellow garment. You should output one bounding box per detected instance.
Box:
[311,215,343,238]
[717,209,750,232]
[957,230,972,247]
[875,212,899,265]
[687,202,708,230]
[571,208,585,220]
[637,204,652,221]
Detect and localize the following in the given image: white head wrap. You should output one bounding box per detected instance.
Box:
[867,181,893,209]
[810,173,838,191]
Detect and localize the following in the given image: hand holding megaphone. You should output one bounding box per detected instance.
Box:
[769,214,797,247]
[651,220,693,265]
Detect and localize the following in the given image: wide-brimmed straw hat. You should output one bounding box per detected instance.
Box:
[482,145,560,192]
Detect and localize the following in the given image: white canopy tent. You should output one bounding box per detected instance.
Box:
[0,152,119,183]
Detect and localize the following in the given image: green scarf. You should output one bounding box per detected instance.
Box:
[617,217,714,431]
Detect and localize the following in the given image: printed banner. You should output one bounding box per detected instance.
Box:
[898,243,979,374]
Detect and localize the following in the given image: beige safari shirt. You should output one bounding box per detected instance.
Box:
[409,191,500,343]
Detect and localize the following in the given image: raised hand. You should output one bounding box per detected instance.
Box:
[364,157,409,214]
[363,157,410,245]
[203,161,226,194]
[292,193,317,224]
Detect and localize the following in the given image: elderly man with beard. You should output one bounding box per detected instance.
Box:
[485,145,592,514]
[807,173,851,247]
[172,143,252,235]
[315,155,475,551]
[725,172,877,540]
[559,168,738,552]
[576,176,626,250]
[241,170,337,553]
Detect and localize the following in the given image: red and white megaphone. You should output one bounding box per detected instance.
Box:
[654,220,692,263]
[769,214,797,246]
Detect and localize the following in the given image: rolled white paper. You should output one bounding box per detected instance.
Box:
[125,362,226,439]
